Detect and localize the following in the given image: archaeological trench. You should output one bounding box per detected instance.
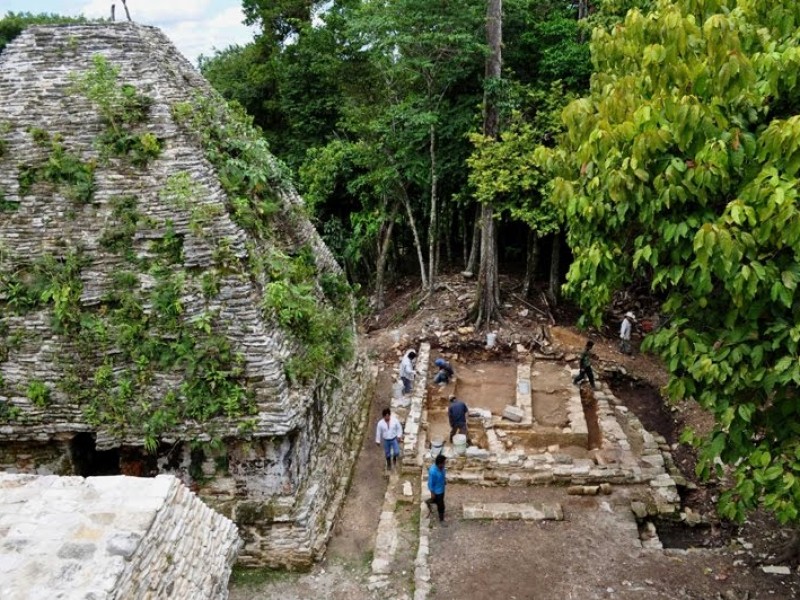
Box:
[0,23,684,591]
[0,23,374,570]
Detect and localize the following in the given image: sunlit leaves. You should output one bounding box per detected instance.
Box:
[551,0,800,524]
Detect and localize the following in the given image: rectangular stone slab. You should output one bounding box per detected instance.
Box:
[462,502,563,521]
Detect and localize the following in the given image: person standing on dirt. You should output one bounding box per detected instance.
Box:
[425,454,447,526]
[573,340,597,389]
[620,312,635,355]
[447,395,471,445]
[376,407,404,471]
[399,349,417,394]
[433,357,454,385]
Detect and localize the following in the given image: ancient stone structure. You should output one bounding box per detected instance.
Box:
[0,473,240,599]
[0,24,373,568]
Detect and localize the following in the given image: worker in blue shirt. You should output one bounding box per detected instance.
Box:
[433,357,454,384]
[425,454,447,525]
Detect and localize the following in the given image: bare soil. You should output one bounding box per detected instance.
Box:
[229,274,800,599]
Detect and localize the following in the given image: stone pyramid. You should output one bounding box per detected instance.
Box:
[0,23,373,567]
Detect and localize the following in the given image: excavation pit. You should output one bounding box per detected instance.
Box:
[424,357,590,455]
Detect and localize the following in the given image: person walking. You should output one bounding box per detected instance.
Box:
[573,340,596,389]
[399,349,417,395]
[620,312,635,355]
[425,454,447,526]
[447,395,471,445]
[375,407,404,471]
[433,357,454,385]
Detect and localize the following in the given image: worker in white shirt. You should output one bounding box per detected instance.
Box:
[376,407,404,471]
[620,311,635,355]
[399,349,417,394]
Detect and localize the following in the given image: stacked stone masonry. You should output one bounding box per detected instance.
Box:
[0,473,240,599]
[413,361,678,516]
[0,24,374,568]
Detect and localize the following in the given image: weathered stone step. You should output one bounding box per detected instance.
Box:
[462,502,564,521]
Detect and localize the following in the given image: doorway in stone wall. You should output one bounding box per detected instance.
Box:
[69,432,121,476]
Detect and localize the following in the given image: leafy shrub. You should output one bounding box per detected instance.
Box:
[17,135,95,203]
[71,55,163,167]
[26,380,51,407]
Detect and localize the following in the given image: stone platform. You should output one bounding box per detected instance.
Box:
[0,474,240,599]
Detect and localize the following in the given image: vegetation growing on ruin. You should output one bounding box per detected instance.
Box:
[0,12,90,55]
[264,247,354,383]
[98,195,142,259]
[170,96,288,239]
[0,121,9,158]
[0,242,257,447]
[17,130,95,203]
[71,55,163,167]
[172,95,355,384]
[0,190,17,212]
[25,380,50,407]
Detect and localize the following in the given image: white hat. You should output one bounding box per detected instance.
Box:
[625,311,636,319]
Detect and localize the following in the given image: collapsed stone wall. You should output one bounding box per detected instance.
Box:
[0,23,373,567]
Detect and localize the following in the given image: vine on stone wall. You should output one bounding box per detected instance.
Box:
[0,121,10,158]
[70,55,163,167]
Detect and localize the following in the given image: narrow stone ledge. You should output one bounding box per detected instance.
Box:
[462,502,563,521]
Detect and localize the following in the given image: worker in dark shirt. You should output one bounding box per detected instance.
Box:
[447,395,471,445]
[572,340,596,389]
[433,358,454,385]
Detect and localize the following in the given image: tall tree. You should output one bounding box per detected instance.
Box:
[546,0,800,546]
[471,0,503,327]
[347,0,484,294]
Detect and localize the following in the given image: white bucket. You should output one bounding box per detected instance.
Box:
[392,381,404,399]
[453,434,467,456]
[486,332,497,348]
[430,438,444,459]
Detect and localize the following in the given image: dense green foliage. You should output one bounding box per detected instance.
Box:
[200,0,596,288]
[546,0,800,524]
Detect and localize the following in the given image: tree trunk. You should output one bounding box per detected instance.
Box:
[398,183,429,290]
[471,203,501,326]
[465,203,481,273]
[547,231,561,306]
[374,200,400,311]
[461,210,468,268]
[444,201,452,266]
[471,0,503,328]
[522,231,540,299]
[427,124,438,293]
[577,0,589,20]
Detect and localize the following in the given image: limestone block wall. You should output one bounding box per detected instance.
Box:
[0,438,72,475]
[0,342,373,568]
[0,473,240,600]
